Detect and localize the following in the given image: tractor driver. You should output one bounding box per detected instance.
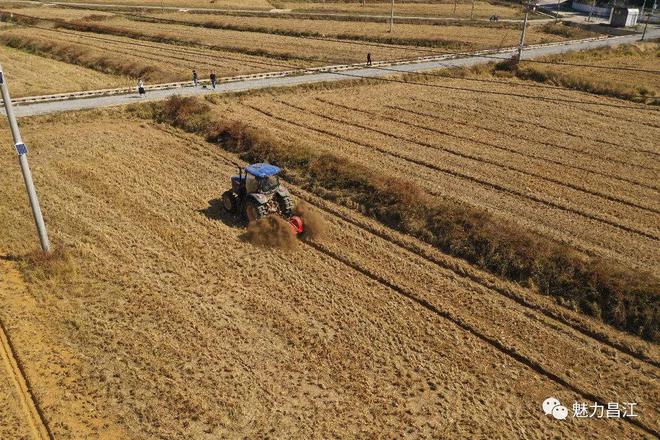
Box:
[245,174,279,193]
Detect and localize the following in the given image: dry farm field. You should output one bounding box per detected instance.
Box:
[36,0,529,18]
[205,75,659,274]
[510,42,660,102]
[0,25,308,84]
[270,0,528,18]
[0,6,591,56]
[54,0,275,9]
[0,108,658,438]
[0,43,129,97]
[0,5,117,21]
[0,4,597,98]
[138,10,581,49]
[2,14,442,62]
[0,4,657,439]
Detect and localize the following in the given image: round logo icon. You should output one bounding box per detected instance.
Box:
[552,405,569,420]
[543,397,561,415]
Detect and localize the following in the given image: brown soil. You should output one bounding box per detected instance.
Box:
[243,215,298,248]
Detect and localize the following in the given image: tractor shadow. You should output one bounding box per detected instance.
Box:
[198,198,246,229]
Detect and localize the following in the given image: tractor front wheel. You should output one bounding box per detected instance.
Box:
[222,191,238,213]
[245,200,268,223]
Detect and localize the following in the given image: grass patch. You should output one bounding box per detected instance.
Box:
[451,42,659,104]
[132,96,659,342]
[540,22,594,39]
[18,247,77,285]
[512,66,657,103]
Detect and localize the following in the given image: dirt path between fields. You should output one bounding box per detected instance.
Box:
[0,257,52,440]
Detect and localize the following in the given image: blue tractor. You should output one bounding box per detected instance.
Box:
[222,163,303,234]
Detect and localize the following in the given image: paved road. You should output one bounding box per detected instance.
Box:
[9,29,658,118]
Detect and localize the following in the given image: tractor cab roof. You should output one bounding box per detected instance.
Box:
[245,163,281,178]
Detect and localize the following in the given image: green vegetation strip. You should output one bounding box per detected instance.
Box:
[131,86,658,343]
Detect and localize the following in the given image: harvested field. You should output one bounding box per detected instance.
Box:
[0,43,129,97]
[278,0,529,18]
[18,15,439,62]
[0,5,116,21]
[136,10,582,49]
[29,0,529,17]
[0,109,658,438]
[202,75,660,276]
[1,8,583,61]
[509,41,660,103]
[0,25,307,83]
[54,0,274,9]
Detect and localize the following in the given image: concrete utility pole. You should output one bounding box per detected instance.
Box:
[640,0,647,20]
[0,64,51,252]
[555,0,561,22]
[641,0,656,40]
[389,0,394,32]
[470,0,476,20]
[587,0,597,22]
[517,1,534,62]
[641,10,649,39]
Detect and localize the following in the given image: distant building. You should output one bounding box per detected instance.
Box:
[610,7,640,26]
[571,0,612,17]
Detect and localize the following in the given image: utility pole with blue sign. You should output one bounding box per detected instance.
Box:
[0,65,51,252]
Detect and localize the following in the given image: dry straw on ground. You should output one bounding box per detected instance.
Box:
[142,64,659,341]
[0,103,657,440]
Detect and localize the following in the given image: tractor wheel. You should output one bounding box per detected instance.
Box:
[275,193,294,218]
[245,200,268,223]
[222,191,238,213]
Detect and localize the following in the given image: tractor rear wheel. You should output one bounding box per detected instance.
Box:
[245,200,268,223]
[275,193,294,218]
[222,191,238,213]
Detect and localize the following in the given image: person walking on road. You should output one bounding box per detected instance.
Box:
[137,79,145,96]
[210,71,217,90]
[367,53,372,66]
[192,69,198,86]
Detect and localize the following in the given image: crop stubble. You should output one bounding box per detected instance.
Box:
[0,25,307,84]
[0,43,129,97]
[138,10,562,48]
[217,77,659,272]
[0,112,657,438]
